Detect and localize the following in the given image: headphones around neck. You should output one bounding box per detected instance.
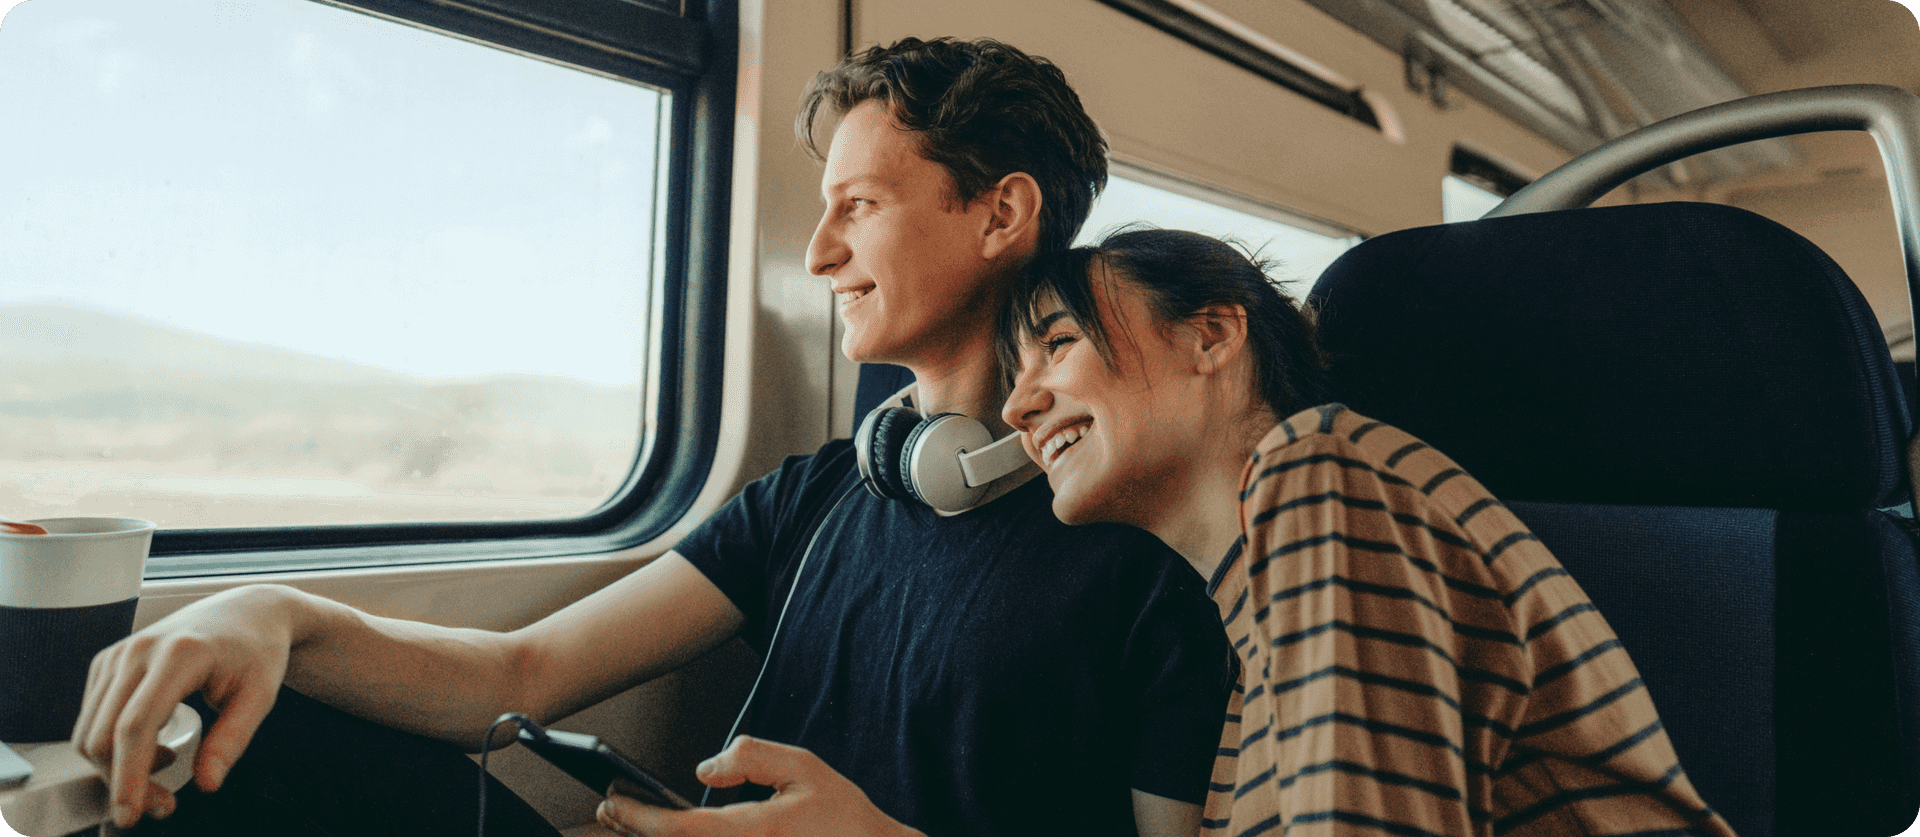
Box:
[854,385,1034,513]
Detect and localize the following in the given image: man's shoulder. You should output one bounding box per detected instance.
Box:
[969,475,1152,534]
[962,477,1195,579]
[759,437,860,488]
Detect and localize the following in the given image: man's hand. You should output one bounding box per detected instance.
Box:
[595,736,926,837]
[71,584,299,828]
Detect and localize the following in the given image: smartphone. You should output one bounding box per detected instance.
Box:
[515,719,692,810]
[0,744,32,789]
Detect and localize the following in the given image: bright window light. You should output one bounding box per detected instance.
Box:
[1077,168,1361,297]
[1443,174,1507,222]
[0,0,665,528]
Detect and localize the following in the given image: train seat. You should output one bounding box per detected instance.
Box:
[1308,197,1920,837]
[853,362,917,435]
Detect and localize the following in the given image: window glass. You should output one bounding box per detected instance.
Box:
[1077,171,1361,297]
[0,0,664,529]
[1443,174,1506,222]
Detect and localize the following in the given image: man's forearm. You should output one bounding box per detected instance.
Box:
[274,585,531,749]
[260,553,742,750]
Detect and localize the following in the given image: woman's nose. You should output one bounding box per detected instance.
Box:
[1002,366,1051,432]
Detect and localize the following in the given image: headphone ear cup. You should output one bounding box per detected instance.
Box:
[897,413,945,505]
[899,413,994,512]
[858,407,921,501]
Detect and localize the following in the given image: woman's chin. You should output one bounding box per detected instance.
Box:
[1049,488,1094,527]
[1049,481,1115,528]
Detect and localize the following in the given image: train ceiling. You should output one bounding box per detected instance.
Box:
[1296,0,1849,186]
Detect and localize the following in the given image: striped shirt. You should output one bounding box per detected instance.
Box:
[1200,404,1736,837]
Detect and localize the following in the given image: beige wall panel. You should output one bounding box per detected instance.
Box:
[1197,0,1573,186]
[727,0,848,481]
[855,0,1572,235]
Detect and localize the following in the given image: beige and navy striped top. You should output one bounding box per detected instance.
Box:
[1200,404,1736,837]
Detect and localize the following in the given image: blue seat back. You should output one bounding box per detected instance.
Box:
[1309,201,1920,837]
[852,363,916,437]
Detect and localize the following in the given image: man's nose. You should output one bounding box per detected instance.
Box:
[806,213,847,276]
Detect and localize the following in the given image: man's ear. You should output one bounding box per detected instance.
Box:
[979,172,1043,261]
[1188,303,1250,375]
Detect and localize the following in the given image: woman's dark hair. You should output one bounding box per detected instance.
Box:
[797,37,1108,254]
[999,228,1331,419]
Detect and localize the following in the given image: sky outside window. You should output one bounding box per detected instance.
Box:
[0,0,665,529]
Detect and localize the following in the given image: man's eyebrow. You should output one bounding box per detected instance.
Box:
[822,176,891,201]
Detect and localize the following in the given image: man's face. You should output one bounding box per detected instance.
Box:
[807,101,1006,367]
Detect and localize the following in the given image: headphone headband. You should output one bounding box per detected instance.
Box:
[959,435,1031,488]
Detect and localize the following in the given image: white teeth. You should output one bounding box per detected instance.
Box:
[1042,423,1087,465]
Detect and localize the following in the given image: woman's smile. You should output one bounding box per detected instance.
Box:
[1038,420,1092,468]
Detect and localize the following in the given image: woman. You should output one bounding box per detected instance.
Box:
[995,229,1736,837]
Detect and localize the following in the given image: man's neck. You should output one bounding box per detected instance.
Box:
[901,346,1012,439]
[890,352,1039,516]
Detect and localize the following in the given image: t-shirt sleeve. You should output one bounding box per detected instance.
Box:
[672,442,856,647]
[1123,557,1236,805]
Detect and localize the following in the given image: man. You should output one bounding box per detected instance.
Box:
[77,37,1229,837]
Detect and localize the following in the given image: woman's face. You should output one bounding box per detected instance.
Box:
[1002,263,1206,528]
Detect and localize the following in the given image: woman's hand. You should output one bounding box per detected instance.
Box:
[71,584,301,828]
[596,736,925,837]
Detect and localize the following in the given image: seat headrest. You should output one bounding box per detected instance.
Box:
[852,363,916,437]
[1310,201,1911,510]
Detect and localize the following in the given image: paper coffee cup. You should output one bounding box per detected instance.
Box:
[0,517,155,743]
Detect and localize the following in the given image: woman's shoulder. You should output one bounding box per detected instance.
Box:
[1247,405,1552,581]
[1252,403,1412,466]
[1245,403,1479,504]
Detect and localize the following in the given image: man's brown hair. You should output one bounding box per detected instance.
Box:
[798,37,1108,254]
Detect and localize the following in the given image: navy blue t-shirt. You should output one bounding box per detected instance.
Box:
[675,438,1231,837]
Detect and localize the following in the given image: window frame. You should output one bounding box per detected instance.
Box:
[139,0,735,577]
[1450,145,1531,198]
[1094,0,1380,130]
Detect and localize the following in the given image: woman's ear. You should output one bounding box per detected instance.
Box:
[1188,303,1249,375]
[979,172,1043,261]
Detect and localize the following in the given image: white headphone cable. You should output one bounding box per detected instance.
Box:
[701,482,860,806]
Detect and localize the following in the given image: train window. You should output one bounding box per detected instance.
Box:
[1445,146,1529,222]
[1079,164,1362,295]
[0,0,732,573]
[1443,175,1505,222]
